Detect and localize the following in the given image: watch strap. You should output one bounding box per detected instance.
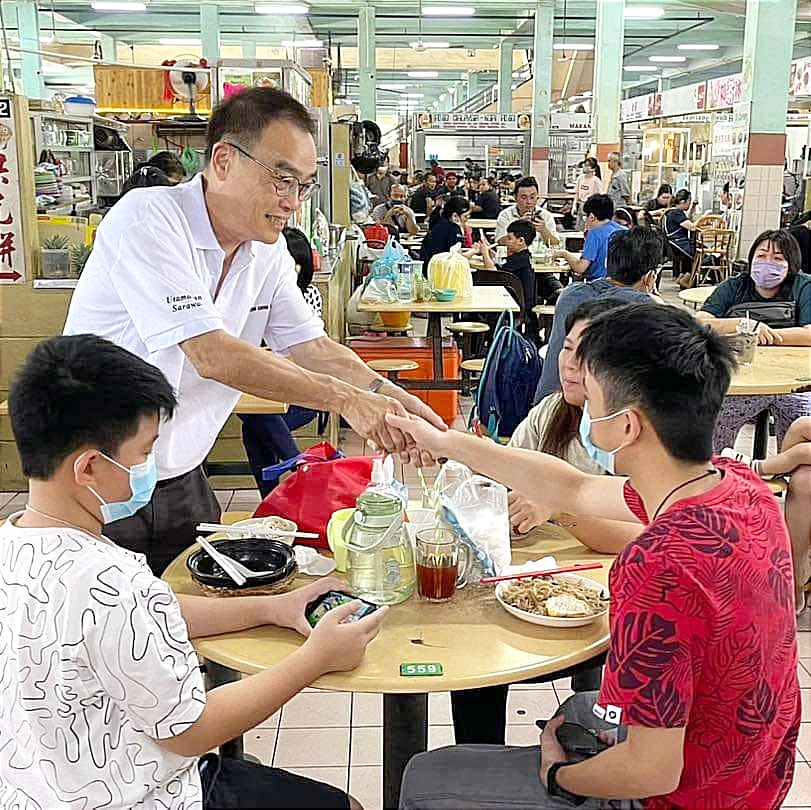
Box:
[368,378,387,394]
[546,762,587,806]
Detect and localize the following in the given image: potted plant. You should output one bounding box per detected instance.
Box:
[70,243,92,278]
[40,234,72,279]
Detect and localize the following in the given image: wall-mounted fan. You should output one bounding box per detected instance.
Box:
[162,56,209,120]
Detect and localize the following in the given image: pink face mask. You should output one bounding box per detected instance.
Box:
[750,260,788,289]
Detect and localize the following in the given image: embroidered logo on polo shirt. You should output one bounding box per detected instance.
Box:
[593,703,622,725]
[249,304,270,313]
[166,294,203,312]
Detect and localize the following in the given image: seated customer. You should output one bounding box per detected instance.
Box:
[420,196,472,265]
[371,183,419,236]
[145,150,186,185]
[2,334,387,809]
[664,189,700,259]
[555,193,625,281]
[471,175,502,219]
[535,226,661,402]
[478,220,562,309]
[391,302,800,810]
[698,229,811,453]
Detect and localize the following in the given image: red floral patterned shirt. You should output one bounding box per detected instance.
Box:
[596,457,800,809]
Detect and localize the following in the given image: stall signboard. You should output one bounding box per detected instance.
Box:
[706,74,743,111]
[551,112,591,130]
[790,57,811,96]
[620,93,662,123]
[416,112,532,131]
[659,82,707,118]
[712,101,750,257]
[0,98,24,284]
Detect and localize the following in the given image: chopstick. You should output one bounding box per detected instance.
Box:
[480,563,603,584]
[196,522,319,539]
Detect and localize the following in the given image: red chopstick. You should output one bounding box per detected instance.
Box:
[480,563,603,584]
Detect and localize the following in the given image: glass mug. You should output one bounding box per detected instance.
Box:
[733,329,757,367]
[415,529,469,602]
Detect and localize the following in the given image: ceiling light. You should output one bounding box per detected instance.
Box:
[40,35,55,44]
[281,38,322,48]
[379,83,407,90]
[409,41,451,49]
[624,6,665,18]
[422,5,475,15]
[439,93,446,101]
[404,93,425,98]
[648,55,686,63]
[159,37,201,45]
[624,65,659,71]
[512,71,520,78]
[254,3,309,13]
[677,43,719,51]
[553,43,594,51]
[583,90,592,97]
[91,0,146,9]
[409,71,439,78]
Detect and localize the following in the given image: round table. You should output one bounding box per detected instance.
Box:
[163,523,611,808]
[678,285,716,309]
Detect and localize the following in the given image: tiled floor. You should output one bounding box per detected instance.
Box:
[1,277,809,807]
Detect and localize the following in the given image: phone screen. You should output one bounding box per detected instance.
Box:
[305,590,378,628]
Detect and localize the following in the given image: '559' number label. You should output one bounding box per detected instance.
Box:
[399,662,443,677]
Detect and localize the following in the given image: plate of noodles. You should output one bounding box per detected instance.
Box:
[495,573,609,628]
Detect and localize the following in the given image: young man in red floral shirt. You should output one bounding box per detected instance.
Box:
[390,302,800,810]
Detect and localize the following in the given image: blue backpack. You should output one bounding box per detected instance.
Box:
[471,311,541,438]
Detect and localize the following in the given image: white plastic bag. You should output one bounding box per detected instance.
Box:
[427,243,473,300]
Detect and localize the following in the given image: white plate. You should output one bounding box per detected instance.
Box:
[495,573,609,628]
[228,516,298,545]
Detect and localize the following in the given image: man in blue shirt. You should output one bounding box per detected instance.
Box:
[555,194,625,281]
[533,227,662,403]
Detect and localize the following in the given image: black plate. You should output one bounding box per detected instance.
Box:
[187,537,296,589]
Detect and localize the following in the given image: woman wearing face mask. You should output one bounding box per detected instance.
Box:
[419,195,474,265]
[572,158,604,231]
[698,229,811,452]
[450,298,642,749]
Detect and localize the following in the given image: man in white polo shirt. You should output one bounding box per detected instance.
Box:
[494,176,560,247]
[64,87,444,574]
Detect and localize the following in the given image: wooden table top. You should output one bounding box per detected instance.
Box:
[162,522,612,693]
[728,346,811,395]
[468,218,499,229]
[677,286,716,306]
[358,285,519,314]
[469,255,571,274]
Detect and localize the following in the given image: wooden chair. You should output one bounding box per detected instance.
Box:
[695,213,725,230]
[690,228,734,287]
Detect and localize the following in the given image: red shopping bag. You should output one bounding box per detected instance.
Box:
[254,442,374,549]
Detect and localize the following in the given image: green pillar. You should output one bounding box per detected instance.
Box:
[530,0,554,191]
[467,71,481,105]
[499,41,514,115]
[358,5,376,121]
[17,0,44,99]
[738,0,798,253]
[243,41,256,59]
[593,0,625,161]
[200,3,220,66]
[99,34,116,62]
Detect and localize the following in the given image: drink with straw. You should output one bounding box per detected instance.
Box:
[734,311,758,367]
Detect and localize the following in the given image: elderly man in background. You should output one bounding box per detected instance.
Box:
[372,183,419,236]
[607,152,631,209]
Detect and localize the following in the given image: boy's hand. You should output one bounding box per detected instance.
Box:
[385,411,454,459]
[301,600,389,674]
[538,715,569,789]
[267,578,350,637]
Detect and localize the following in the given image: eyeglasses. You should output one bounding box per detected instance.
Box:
[224,141,320,202]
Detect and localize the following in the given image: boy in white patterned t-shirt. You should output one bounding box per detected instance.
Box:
[0,334,385,809]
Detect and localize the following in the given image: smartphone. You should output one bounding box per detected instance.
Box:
[534,720,610,757]
[305,590,379,628]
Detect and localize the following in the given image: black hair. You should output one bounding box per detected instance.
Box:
[146,151,185,180]
[722,182,730,194]
[747,229,802,279]
[795,210,811,225]
[583,194,614,221]
[583,157,599,171]
[606,227,662,285]
[441,195,470,220]
[515,176,539,194]
[613,208,636,227]
[674,189,692,205]
[206,87,316,159]
[506,219,536,247]
[578,303,735,463]
[283,227,315,291]
[9,335,177,479]
[541,297,632,460]
[656,184,672,197]
[121,165,172,197]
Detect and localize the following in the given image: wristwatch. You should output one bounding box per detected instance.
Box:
[546,762,587,806]
[368,378,387,394]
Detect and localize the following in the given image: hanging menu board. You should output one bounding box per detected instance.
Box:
[712,103,750,255]
[0,98,25,284]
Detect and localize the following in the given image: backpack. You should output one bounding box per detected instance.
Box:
[470,311,541,438]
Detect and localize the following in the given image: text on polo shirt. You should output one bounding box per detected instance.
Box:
[167,294,204,312]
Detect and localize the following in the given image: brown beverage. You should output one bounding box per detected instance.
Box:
[417,561,458,601]
[415,529,469,602]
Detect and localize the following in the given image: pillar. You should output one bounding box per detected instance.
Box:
[498,41,514,114]
[200,3,220,65]
[358,5,376,121]
[243,41,257,59]
[99,34,116,62]
[530,0,554,191]
[17,0,44,99]
[593,0,625,162]
[738,0,798,255]
[467,71,481,106]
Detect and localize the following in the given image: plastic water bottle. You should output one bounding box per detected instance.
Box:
[397,260,414,302]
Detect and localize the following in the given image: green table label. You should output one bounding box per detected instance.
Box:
[399,662,443,677]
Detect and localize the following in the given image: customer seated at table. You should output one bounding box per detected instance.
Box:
[554,193,625,281]
[699,229,811,453]
[664,188,700,259]
[409,173,439,216]
[391,302,800,810]
[612,206,636,228]
[2,334,387,810]
[470,175,501,219]
[535,227,661,402]
[722,415,811,614]
[240,227,325,496]
[495,176,559,248]
[449,298,643,748]
[372,183,419,237]
[478,220,562,309]
[639,183,672,228]
[420,195,473,265]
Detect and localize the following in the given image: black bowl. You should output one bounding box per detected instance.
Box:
[187,537,296,589]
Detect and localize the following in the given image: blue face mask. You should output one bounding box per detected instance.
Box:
[578,401,630,475]
[88,452,158,524]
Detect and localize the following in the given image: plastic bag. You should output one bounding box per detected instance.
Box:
[427,244,473,300]
[360,275,398,305]
[435,461,511,580]
[370,236,408,281]
[346,285,378,334]
[180,145,199,176]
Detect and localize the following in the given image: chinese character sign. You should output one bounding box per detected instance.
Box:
[0,98,24,284]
